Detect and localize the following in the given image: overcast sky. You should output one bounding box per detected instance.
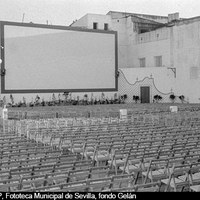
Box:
[0,0,199,26]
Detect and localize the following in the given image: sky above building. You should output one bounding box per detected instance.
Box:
[0,0,199,26]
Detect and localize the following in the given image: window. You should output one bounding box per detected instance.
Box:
[154,56,162,67]
[93,22,98,30]
[104,23,108,30]
[139,29,148,34]
[190,67,200,79]
[139,58,146,68]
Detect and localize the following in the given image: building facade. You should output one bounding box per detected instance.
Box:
[72,11,200,103]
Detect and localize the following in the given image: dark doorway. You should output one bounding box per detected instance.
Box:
[140,86,150,103]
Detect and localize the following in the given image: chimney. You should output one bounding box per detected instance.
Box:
[168,12,179,23]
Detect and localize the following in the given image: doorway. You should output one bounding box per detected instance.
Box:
[140,86,150,103]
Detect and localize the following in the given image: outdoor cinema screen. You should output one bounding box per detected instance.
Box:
[1,22,117,93]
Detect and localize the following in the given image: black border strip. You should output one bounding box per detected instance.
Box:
[0,22,5,93]
[0,21,118,94]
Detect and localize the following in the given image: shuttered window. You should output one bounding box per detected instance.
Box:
[139,58,146,68]
[154,56,162,67]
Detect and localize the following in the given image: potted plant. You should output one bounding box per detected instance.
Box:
[2,96,6,106]
[83,94,88,105]
[169,94,176,103]
[17,101,23,107]
[94,97,98,105]
[114,93,118,104]
[153,95,163,103]
[10,94,15,106]
[41,98,45,106]
[29,102,34,107]
[133,95,140,103]
[114,93,118,99]
[58,93,61,105]
[179,95,185,103]
[52,93,56,106]
[90,93,93,105]
[22,97,27,107]
[35,95,41,106]
[121,94,127,103]
[101,92,106,104]
[63,92,69,105]
[69,93,72,104]
[123,94,127,99]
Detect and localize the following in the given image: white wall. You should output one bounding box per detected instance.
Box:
[86,14,112,30]
[71,14,88,28]
[108,11,168,24]
[112,18,129,68]
[121,67,174,93]
[128,27,171,68]
[172,20,200,103]
[119,19,200,103]
[72,14,112,30]
[73,13,130,69]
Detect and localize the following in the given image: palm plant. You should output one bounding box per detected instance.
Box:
[169,94,176,103]
[153,95,163,103]
[179,95,185,103]
[133,95,140,103]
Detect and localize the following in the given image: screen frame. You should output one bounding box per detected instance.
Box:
[0,21,118,94]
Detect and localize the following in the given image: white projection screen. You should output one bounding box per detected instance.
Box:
[1,22,117,93]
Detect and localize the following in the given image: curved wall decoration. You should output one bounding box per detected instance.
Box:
[118,69,173,103]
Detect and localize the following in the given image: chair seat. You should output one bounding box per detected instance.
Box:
[137,186,159,192]
[114,159,126,166]
[192,172,200,180]
[178,174,187,181]
[142,170,163,178]
[119,165,138,173]
[72,148,82,153]
[190,185,200,192]
[161,177,183,188]
[95,155,110,161]
[44,186,60,191]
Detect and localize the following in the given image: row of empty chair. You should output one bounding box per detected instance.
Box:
[7,102,200,120]
[1,105,200,192]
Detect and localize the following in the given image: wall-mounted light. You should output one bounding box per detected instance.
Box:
[0,68,6,76]
[167,67,176,78]
[115,71,120,78]
[0,59,6,76]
